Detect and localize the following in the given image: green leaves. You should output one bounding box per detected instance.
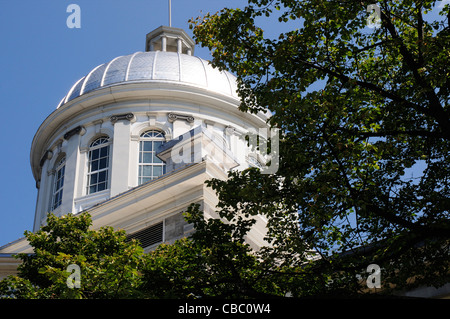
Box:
[190,0,450,296]
[1,213,144,299]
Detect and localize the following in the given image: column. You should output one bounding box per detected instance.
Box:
[161,36,167,52]
[177,38,182,54]
[60,127,85,215]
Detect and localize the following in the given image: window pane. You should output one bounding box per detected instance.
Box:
[100,146,108,157]
[89,185,97,194]
[99,158,108,169]
[143,141,152,152]
[141,177,151,184]
[142,152,152,163]
[98,182,107,192]
[90,173,98,185]
[91,160,99,172]
[52,190,63,209]
[98,171,107,182]
[91,149,100,160]
[142,165,152,177]
[153,154,162,163]
[153,141,163,150]
[153,166,162,177]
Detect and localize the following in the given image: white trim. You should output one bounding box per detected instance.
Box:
[101,56,122,87]
[80,128,114,150]
[81,64,105,95]
[131,120,172,141]
[125,52,139,81]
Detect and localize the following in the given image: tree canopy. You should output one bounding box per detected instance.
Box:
[188,0,450,295]
[0,213,144,299]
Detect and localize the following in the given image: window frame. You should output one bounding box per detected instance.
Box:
[138,130,166,185]
[86,136,111,195]
[51,156,66,211]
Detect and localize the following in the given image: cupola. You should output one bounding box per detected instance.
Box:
[145,25,195,55]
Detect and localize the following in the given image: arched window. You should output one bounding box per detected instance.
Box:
[51,157,66,210]
[87,136,111,194]
[138,130,166,184]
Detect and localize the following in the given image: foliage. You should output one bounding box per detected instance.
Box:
[0,213,144,299]
[189,0,450,295]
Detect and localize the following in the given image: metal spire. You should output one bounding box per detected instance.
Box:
[169,0,172,27]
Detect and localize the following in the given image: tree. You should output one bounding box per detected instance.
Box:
[0,213,144,299]
[189,0,450,295]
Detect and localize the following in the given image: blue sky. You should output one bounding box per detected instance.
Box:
[0,0,447,247]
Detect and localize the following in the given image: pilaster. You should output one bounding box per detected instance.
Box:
[110,113,135,196]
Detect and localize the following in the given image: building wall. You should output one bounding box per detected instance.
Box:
[33,96,268,231]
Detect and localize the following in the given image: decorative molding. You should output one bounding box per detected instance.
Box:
[167,113,194,123]
[39,150,53,168]
[80,128,114,150]
[203,119,215,127]
[131,121,173,141]
[63,126,85,140]
[225,126,235,135]
[110,113,135,124]
[146,113,157,126]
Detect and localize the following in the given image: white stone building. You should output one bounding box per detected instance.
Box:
[0,26,270,280]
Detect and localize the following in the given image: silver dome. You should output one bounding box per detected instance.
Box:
[57,51,239,108]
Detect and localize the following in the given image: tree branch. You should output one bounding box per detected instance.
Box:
[293,56,426,114]
[347,129,445,141]
[417,3,424,67]
[380,9,450,139]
